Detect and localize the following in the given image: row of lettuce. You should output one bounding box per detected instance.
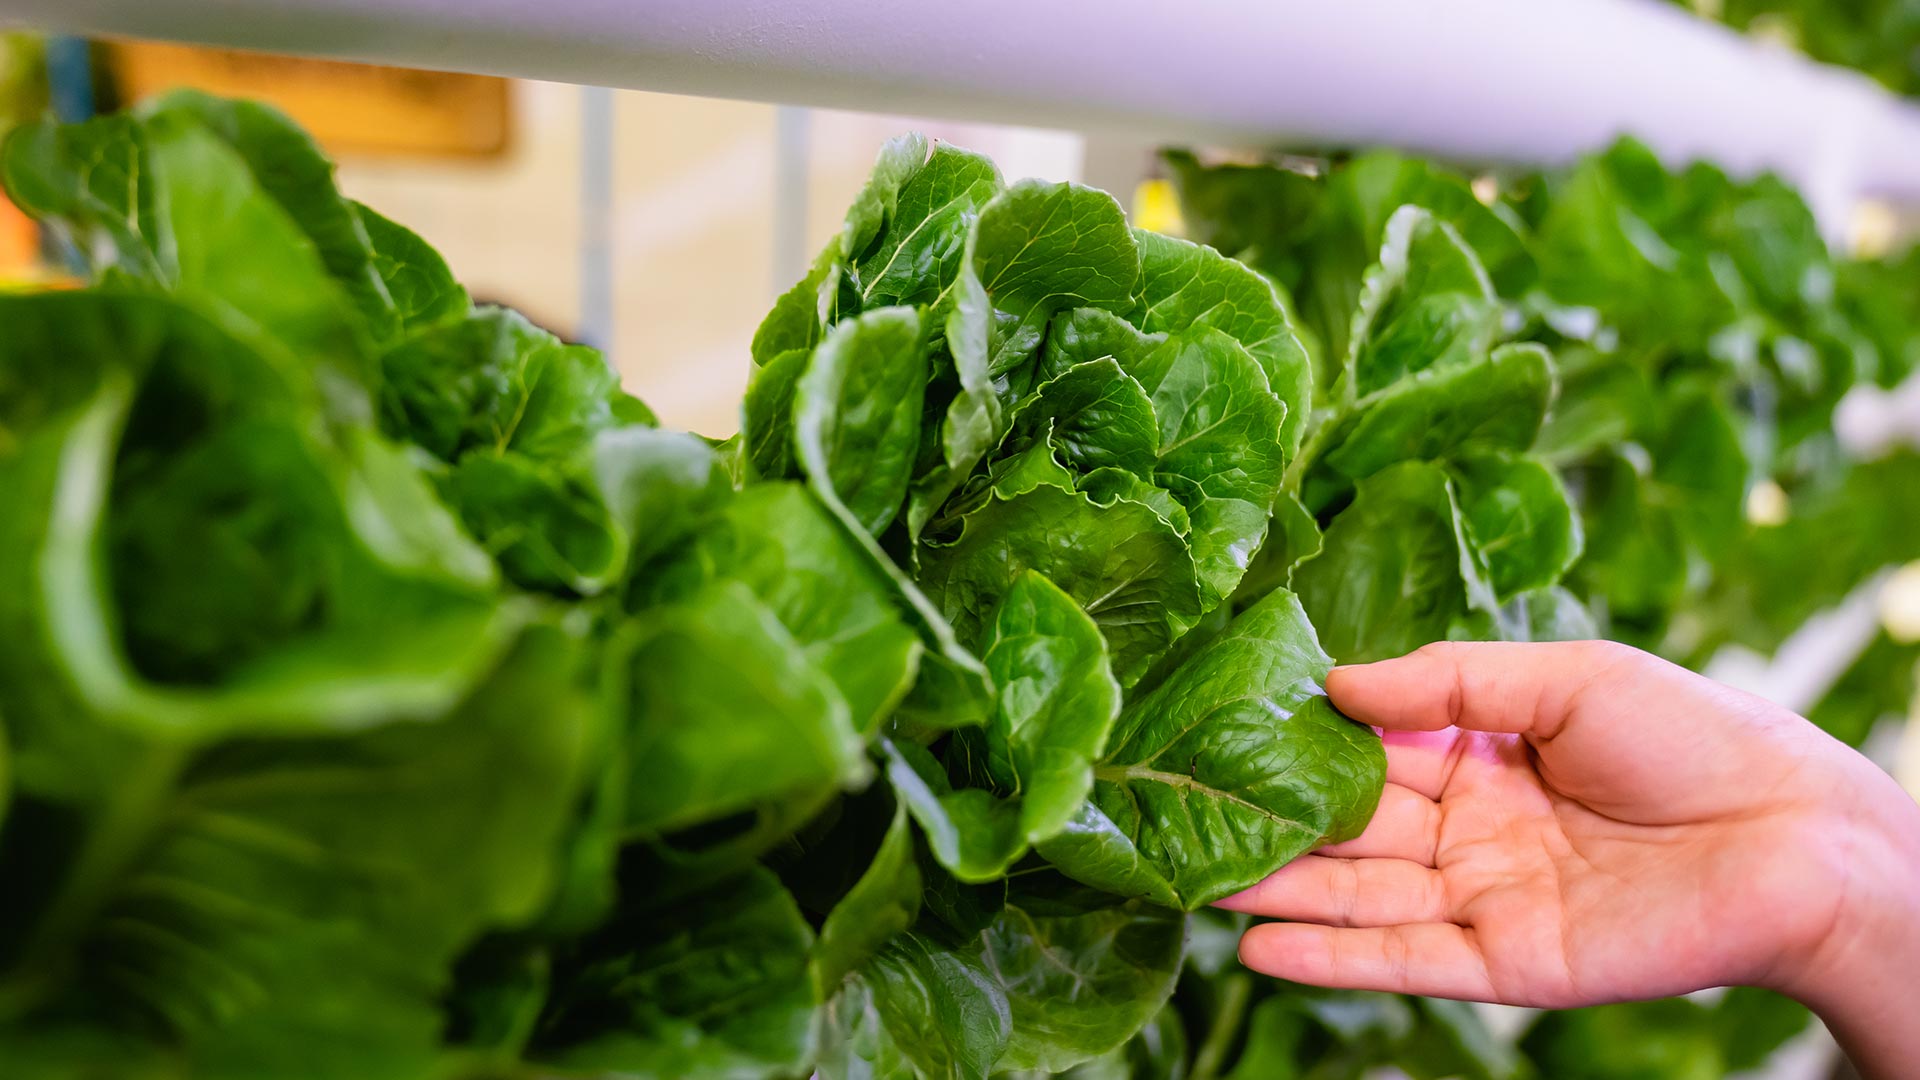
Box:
[0,91,1914,1079]
[1153,138,1920,1077]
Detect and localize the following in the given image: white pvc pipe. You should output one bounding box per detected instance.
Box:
[8,0,1920,213]
[1706,571,1891,716]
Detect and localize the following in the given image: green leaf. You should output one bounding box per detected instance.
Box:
[1295,461,1499,663]
[1331,150,1535,295]
[1221,995,1307,1080]
[1650,391,1748,560]
[817,932,1012,1080]
[1233,491,1322,609]
[1296,988,1417,1047]
[639,786,843,904]
[755,244,841,367]
[1006,357,1160,477]
[1711,988,1813,1073]
[149,90,401,342]
[846,136,1002,310]
[1520,998,1728,1080]
[0,291,516,748]
[956,179,1141,380]
[1044,1001,1189,1080]
[742,346,808,480]
[1161,147,1322,270]
[914,180,1142,537]
[646,483,923,734]
[918,471,1204,687]
[1533,347,1656,462]
[589,425,731,573]
[760,316,992,728]
[1532,145,1734,352]
[1169,148,1531,369]
[1133,229,1312,454]
[979,571,1122,844]
[1449,451,1583,602]
[378,307,637,597]
[812,800,923,999]
[894,647,997,735]
[982,889,1186,1073]
[1700,452,1920,654]
[1566,449,1690,627]
[444,449,623,594]
[1305,342,1554,513]
[1039,589,1385,909]
[534,866,817,1080]
[1806,631,1919,747]
[1401,996,1530,1080]
[503,342,630,464]
[1509,586,1601,643]
[1037,305,1166,385]
[445,937,550,1060]
[795,306,930,536]
[703,460,986,734]
[525,665,631,938]
[0,623,596,1077]
[136,109,374,392]
[1346,207,1498,394]
[955,427,1080,513]
[883,738,1027,883]
[1077,467,1191,536]
[379,307,625,465]
[352,201,470,332]
[756,133,988,368]
[1131,328,1288,608]
[2,113,164,280]
[617,580,868,835]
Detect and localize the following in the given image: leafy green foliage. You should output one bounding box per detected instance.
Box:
[0,104,1385,1080]
[1040,590,1383,909]
[533,866,819,1079]
[1,93,1903,1080]
[983,885,1186,1072]
[1164,128,1915,1079]
[1519,988,1810,1080]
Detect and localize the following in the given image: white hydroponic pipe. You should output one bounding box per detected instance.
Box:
[6,0,1920,220]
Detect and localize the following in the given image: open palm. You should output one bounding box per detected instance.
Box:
[1222,640,1868,1007]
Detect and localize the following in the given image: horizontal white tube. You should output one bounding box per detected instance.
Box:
[6,0,1920,207]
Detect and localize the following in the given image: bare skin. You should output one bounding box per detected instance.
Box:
[1220,640,1920,1079]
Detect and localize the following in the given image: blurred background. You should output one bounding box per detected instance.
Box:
[0,34,1090,436]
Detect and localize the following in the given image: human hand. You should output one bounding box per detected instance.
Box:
[1221,641,1920,1073]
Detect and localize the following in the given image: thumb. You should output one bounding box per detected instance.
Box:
[1325,640,1653,741]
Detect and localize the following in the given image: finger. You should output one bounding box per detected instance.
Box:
[1381,729,1466,801]
[1318,783,1441,864]
[1214,855,1450,927]
[1327,640,1649,738]
[1239,921,1495,1001]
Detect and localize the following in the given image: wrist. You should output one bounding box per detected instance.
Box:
[1776,762,1920,1041]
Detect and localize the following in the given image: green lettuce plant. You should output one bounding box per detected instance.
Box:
[1160,138,1920,1076]
[0,91,1912,1080]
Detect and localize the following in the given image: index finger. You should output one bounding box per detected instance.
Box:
[1326,640,1644,739]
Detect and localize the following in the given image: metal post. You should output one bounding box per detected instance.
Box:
[578,83,615,362]
[771,104,811,299]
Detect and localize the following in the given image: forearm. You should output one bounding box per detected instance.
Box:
[1784,772,1920,1080]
